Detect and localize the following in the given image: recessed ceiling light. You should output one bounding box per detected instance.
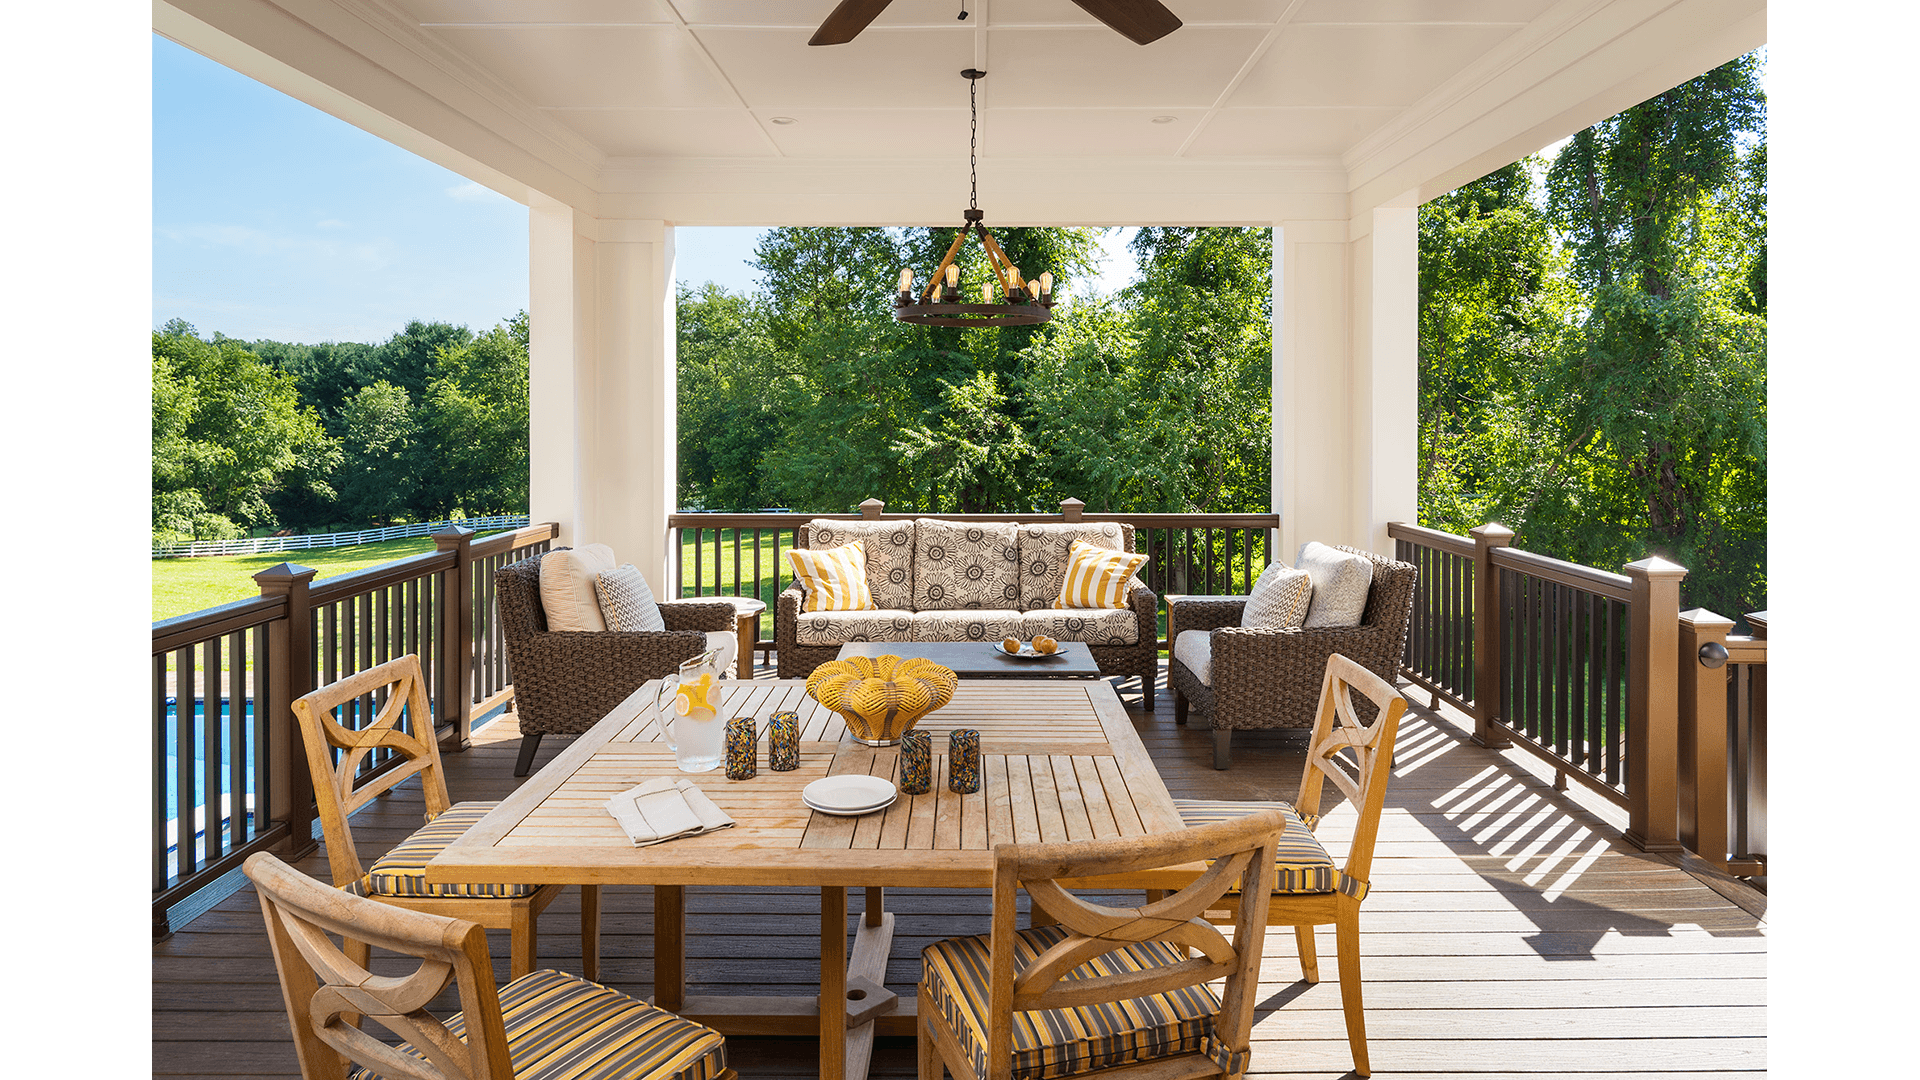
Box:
[770,116,798,125]
[1151,115,1178,124]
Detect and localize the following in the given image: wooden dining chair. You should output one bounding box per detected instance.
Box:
[292,653,598,981]
[917,811,1286,1080]
[1172,652,1408,1077]
[244,852,732,1080]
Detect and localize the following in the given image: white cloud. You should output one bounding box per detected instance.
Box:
[156,222,393,271]
[315,218,347,229]
[446,181,510,204]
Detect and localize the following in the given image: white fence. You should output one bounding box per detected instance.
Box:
[152,516,532,559]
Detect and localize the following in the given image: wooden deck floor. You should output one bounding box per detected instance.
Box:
[153,663,1766,1078]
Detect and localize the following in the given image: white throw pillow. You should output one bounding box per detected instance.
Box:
[1295,542,1374,629]
[539,544,616,631]
[1241,564,1313,629]
[595,564,667,633]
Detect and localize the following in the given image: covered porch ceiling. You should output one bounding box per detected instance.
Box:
[156,0,1765,224]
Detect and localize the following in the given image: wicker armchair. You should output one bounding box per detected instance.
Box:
[1168,546,1415,770]
[496,551,736,776]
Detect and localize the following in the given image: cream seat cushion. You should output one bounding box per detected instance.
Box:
[540,544,617,631]
[1016,607,1139,645]
[910,610,1025,643]
[1172,630,1214,687]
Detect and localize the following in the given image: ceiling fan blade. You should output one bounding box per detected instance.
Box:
[1069,0,1183,45]
[809,0,896,46]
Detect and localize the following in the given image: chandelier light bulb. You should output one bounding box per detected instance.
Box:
[899,268,913,293]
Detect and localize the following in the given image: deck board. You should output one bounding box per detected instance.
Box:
[153,662,1766,1077]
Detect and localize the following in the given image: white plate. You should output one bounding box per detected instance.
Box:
[804,794,898,817]
[802,775,897,812]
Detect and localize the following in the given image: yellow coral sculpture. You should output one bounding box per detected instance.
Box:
[805,655,959,745]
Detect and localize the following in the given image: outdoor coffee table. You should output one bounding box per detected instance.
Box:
[834,639,1103,678]
[425,677,1193,1080]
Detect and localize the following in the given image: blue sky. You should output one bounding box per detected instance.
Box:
[153,34,1137,344]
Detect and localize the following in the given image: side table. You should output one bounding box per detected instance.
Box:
[663,595,767,678]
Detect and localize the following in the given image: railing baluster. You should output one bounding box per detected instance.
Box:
[175,644,198,880]
[732,526,742,598]
[227,629,247,853]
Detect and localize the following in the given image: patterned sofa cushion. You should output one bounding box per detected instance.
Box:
[1015,607,1139,645]
[914,519,1022,610]
[807,519,917,611]
[794,609,917,646]
[910,610,1026,643]
[1016,522,1127,611]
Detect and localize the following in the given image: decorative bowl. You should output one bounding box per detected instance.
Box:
[805,654,959,745]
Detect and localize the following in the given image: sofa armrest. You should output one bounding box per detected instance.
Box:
[1126,579,1159,642]
[658,601,737,633]
[1170,595,1249,636]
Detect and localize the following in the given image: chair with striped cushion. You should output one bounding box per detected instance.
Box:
[918,812,1286,1080]
[244,852,732,1080]
[293,654,599,982]
[1171,653,1407,1077]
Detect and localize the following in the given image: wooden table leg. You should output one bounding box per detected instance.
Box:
[820,887,847,1080]
[736,613,755,678]
[656,885,685,1013]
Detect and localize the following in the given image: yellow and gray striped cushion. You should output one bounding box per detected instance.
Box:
[1052,540,1147,610]
[788,541,878,613]
[1174,799,1363,897]
[921,923,1222,1080]
[361,802,538,899]
[347,968,727,1080]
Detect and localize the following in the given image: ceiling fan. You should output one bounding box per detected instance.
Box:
[810,1,1182,47]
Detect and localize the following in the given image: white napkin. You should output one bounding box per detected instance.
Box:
[605,778,736,847]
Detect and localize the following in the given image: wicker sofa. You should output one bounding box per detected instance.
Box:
[496,551,736,775]
[1168,545,1416,769]
[774,517,1159,703]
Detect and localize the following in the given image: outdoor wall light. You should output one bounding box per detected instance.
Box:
[894,70,1053,328]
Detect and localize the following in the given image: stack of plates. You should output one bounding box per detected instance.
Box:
[802,775,897,816]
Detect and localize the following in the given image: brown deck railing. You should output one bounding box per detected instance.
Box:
[1389,521,1766,878]
[669,498,1281,656]
[151,522,557,935]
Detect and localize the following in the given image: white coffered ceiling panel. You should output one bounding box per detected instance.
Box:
[696,28,977,109]
[984,108,1201,157]
[549,109,778,158]
[432,27,736,107]
[1230,23,1520,107]
[982,26,1263,108]
[392,0,678,25]
[1187,107,1404,157]
[756,108,970,158]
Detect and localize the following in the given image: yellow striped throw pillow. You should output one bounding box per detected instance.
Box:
[1053,539,1148,610]
[787,541,878,613]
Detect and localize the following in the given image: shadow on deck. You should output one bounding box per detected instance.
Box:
[153,661,1766,1078]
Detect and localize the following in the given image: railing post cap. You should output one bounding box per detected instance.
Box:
[1678,607,1737,632]
[432,524,477,548]
[1623,555,1688,578]
[1058,497,1085,521]
[859,498,885,519]
[1469,522,1516,543]
[252,562,318,587]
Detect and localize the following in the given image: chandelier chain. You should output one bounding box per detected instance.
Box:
[969,74,979,213]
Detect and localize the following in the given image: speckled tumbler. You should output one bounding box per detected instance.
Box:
[769,710,800,771]
[899,730,932,794]
[725,715,757,780]
[948,729,980,794]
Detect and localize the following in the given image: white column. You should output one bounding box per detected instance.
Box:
[1272,205,1418,560]
[528,198,592,547]
[1272,220,1352,562]
[527,207,678,588]
[1353,204,1419,555]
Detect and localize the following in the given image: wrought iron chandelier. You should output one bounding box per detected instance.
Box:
[894,70,1054,327]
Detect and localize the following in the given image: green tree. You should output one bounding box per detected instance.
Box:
[677,284,781,511]
[335,380,420,525]
[418,312,532,516]
[151,323,335,543]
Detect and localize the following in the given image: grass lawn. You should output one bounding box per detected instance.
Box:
[152,537,440,622]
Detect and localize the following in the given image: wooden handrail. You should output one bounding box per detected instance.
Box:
[1387,520,1476,558]
[1491,545,1633,602]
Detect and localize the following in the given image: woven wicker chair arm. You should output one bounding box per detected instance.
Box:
[519,629,712,675]
[1170,596,1249,634]
[658,601,738,632]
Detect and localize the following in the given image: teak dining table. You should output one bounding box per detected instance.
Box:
[425,676,1197,1080]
